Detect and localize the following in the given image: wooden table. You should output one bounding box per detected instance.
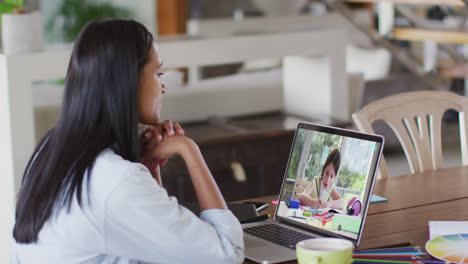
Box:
[241,166,468,263]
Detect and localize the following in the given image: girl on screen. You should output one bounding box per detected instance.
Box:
[298,148,345,210]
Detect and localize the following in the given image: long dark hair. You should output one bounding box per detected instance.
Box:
[13,19,154,243]
[321,148,341,178]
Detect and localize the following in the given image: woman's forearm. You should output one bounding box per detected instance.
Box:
[180,139,227,211]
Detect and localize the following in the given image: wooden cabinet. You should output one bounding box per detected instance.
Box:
[161,134,293,202]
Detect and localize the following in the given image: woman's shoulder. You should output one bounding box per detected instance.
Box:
[92,148,144,177]
[89,148,153,196]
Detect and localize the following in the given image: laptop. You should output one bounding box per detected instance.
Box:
[243,122,384,263]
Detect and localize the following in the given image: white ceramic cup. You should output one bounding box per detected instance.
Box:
[296,238,354,264]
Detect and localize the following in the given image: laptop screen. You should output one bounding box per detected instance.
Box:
[275,122,383,244]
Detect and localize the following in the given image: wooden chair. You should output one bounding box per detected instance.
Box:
[295,179,312,194]
[352,91,468,179]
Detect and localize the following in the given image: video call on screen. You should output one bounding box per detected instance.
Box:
[277,128,381,240]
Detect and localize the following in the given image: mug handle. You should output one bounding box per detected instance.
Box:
[306,256,322,264]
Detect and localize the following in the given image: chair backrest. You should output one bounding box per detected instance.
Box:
[295,179,312,194]
[352,91,468,179]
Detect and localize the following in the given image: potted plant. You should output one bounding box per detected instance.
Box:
[46,0,132,43]
[1,0,43,54]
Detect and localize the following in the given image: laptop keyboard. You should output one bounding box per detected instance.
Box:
[244,223,314,249]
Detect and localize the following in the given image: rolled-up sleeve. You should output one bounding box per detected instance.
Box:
[103,164,245,264]
[200,209,245,260]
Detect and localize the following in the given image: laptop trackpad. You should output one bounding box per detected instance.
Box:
[245,237,271,249]
[244,236,296,263]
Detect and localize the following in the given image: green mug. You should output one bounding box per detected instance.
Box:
[296,238,354,264]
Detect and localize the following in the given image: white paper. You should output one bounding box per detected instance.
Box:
[429,221,468,239]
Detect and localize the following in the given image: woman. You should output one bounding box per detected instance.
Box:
[298,149,345,210]
[12,20,244,264]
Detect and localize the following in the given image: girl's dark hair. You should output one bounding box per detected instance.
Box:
[321,148,341,178]
[13,19,154,243]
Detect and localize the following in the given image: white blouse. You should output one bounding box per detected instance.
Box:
[12,149,244,264]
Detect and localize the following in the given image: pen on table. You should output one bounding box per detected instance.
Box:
[242,214,270,224]
[355,247,421,253]
[359,242,413,250]
[353,260,448,264]
[353,252,422,257]
[353,258,440,263]
[256,203,269,212]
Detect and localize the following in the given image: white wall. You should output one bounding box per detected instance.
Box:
[0,55,16,264]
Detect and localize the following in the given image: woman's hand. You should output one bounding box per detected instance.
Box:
[143,128,227,211]
[140,120,184,181]
[149,135,197,160]
[142,122,227,211]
